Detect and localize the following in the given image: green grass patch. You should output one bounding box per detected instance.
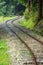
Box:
[19,18,35,29]
[19,12,38,29]
[0,39,10,65]
[0,16,15,23]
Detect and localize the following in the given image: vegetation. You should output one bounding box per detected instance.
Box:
[0,0,43,64]
[0,0,43,34]
[0,39,10,65]
[0,16,15,22]
[0,0,26,16]
[18,0,43,35]
[19,11,38,29]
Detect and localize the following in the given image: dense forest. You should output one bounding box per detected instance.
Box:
[0,0,26,16]
[0,0,43,35]
[0,1,43,65]
[0,0,43,17]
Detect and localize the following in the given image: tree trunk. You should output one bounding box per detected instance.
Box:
[28,0,33,13]
[28,0,30,12]
[5,0,9,15]
[35,0,42,26]
[38,0,42,20]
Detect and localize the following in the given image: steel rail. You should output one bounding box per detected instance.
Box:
[6,19,38,65]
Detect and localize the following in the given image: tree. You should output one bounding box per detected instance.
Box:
[0,0,6,16]
[38,0,42,20]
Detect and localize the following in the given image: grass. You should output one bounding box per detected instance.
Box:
[19,17,35,29]
[0,16,15,23]
[18,11,38,29]
[0,39,10,65]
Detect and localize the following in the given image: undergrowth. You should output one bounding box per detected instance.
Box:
[19,10,38,29]
[0,39,10,65]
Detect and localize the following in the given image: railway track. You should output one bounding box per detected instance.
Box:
[5,16,43,65]
[13,24,43,45]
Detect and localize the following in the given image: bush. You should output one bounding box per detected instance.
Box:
[24,8,29,20]
[19,11,38,29]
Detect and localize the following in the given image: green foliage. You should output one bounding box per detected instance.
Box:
[18,0,38,29]
[19,17,35,29]
[0,0,27,16]
[18,0,28,5]
[0,0,17,16]
[0,0,6,16]
[19,11,38,29]
[0,39,10,65]
[24,8,29,20]
[0,16,15,22]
